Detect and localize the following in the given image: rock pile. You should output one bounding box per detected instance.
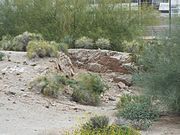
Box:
[68,49,133,74]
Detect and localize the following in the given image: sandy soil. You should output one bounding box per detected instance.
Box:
[0,51,179,135]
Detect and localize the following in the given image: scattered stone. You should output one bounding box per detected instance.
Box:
[13,101,16,104]
[108,97,116,101]
[45,105,49,109]
[5,91,16,96]
[20,88,25,92]
[23,61,28,65]
[117,82,127,89]
[30,63,37,66]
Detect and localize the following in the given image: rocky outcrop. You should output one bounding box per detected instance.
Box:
[55,52,75,77]
[68,49,132,74]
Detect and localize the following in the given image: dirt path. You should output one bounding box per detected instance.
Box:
[141,116,180,135]
[0,51,179,135]
[0,51,117,135]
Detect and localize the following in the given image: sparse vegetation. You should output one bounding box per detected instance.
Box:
[27,41,58,59]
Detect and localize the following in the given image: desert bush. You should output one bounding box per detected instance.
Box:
[83,116,109,130]
[72,73,107,106]
[0,52,5,61]
[116,95,159,130]
[71,125,140,135]
[95,38,111,50]
[122,40,143,54]
[27,41,58,59]
[58,42,69,54]
[0,35,13,50]
[134,31,180,112]
[75,37,94,49]
[72,89,101,106]
[0,32,43,51]
[30,74,67,98]
[0,0,159,51]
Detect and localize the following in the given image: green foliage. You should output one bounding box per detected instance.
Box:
[122,40,144,62]
[72,73,107,106]
[134,33,180,112]
[75,73,107,94]
[95,38,111,50]
[117,95,159,130]
[27,40,58,59]
[0,0,159,51]
[58,42,69,54]
[0,32,43,51]
[72,89,101,106]
[71,125,140,135]
[30,74,67,98]
[0,35,13,50]
[117,95,159,121]
[0,52,5,61]
[83,116,109,130]
[75,37,94,49]
[122,40,143,54]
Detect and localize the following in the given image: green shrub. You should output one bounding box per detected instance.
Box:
[116,95,159,130]
[122,40,143,54]
[72,73,107,106]
[0,0,159,51]
[83,116,109,130]
[76,73,107,94]
[58,42,69,54]
[27,41,58,59]
[134,34,180,112]
[75,37,94,49]
[0,52,5,61]
[0,35,13,50]
[72,89,101,106]
[30,74,67,98]
[71,125,140,135]
[95,38,111,50]
[0,32,43,51]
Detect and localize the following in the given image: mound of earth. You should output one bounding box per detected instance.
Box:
[0,50,179,135]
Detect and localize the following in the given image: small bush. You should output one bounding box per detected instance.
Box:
[71,125,140,135]
[27,41,58,59]
[30,74,67,98]
[72,89,101,106]
[95,38,111,50]
[72,73,107,106]
[58,42,69,54]
[0,52,5,61]
[122,40,143,54]
[75,37,94,49]
[122,40,144,62]
[0,32,43,51]
[116,95,159,130]
[0,35,13,50]
[83,116,109,130]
